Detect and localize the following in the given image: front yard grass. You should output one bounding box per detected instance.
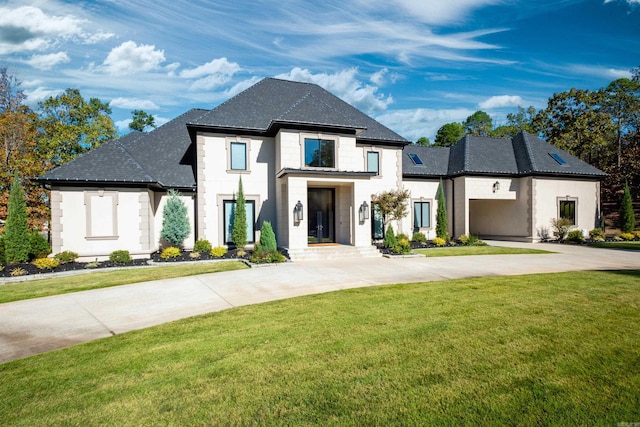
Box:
[1,270,638,425]
[0,261,248,304]
[414,245,553,257]
[589,241,640,251]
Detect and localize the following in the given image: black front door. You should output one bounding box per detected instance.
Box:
[308,188,334,244]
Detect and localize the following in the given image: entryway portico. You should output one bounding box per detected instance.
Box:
[276,169,379,259]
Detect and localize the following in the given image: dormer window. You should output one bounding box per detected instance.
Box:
[305,138,335,168]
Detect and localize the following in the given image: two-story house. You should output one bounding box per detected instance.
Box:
[39,78,605,261]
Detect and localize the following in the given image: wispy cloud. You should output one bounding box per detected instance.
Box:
[376,107,475,141]
[110,97,160,110]
[26,52,71,70]
[180,58,241,90]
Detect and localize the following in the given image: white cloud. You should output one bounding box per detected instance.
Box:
[23,87,62,104]
[375,107,475,141]
[110,97,160,110]
[276,67,393,113]
[180,58,241,90]
[115,118,132,132]
[604,0,640,4]
[26,52,70,70]
[102,41,166,75]
[386,0,503,25]
[479,95,524,109]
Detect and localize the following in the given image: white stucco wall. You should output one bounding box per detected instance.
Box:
[197,132,276,247]
[401,178,442,240]
[51,187,195,260]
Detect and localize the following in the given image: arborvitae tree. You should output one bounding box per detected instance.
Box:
[619,182,635,232]
[160,189,190,247]
[4,174,30,263]
[383,224,397,249]
[257,221,277,253]
[232,177,247,248]
[435,179,448,240]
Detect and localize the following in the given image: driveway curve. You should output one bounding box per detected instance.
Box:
[1,241,638,363]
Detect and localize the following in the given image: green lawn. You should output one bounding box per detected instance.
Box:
[0,261,248,304]
[414,245,553,257]
[1,270,638,425]
[589,241,640,251]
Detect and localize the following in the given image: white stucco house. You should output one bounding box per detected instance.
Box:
[39,78,605,261]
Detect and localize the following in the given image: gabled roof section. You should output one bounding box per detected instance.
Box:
[189,78,408,145]
[40,109,206,188]
[401,131,606,179]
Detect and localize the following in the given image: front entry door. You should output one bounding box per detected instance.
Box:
[308,188,335,244]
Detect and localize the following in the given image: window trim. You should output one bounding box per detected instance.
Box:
[84,190,119,240]
[217,194,259,246]
[558,197,578,225]
[226,137,251,173]
[300,133,339,169]
[413,199,432,230]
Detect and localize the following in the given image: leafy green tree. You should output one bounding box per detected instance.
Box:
[4,174,30,263]
[464,111,492,136]
[435,179,448,240]
[232,177,247,248]
[434,122,465,147]
[160,189,190,247]
[603,78,640,168]
[38,88,117,168]
[415,136,431,146]
[492,106,538,137]
[129,109,156,132]
[619,182,635,233]
[371,188,410,235]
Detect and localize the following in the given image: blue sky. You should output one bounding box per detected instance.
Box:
[1,0,638,141]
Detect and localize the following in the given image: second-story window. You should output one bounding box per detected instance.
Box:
[367,151,379,174]
[230,141,247,170]
[305,138,335,168]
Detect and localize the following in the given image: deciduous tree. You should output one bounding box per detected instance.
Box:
[464,111,492,136]
[371,188,410,235]
[434,122,465,147]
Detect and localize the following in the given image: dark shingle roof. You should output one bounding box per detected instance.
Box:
[189,78,408,145]
[40,109,206,188]
[403,132,606,178]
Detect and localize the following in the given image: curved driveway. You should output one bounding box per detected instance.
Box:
[1,241,638,363]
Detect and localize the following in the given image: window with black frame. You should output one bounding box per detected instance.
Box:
[304,138,335,168]
[559,200,576,224]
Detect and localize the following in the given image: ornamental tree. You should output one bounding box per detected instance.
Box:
[232,177,247,248]
[619,182,635,233]
[160,189,190,247]
[4,174,30,263]
[435,179,448,240]
[371,188,410,235]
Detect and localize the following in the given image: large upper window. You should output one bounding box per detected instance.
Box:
[230,141,247,170]
[224,199,255,244]
[559,200,576,225]
[305,138,335,168]
[414,201,431,228]
[367,151,379,174]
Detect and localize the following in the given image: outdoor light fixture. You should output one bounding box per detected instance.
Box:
[294,200,304,222]
[359,201,370,222]
[493,181,500,193]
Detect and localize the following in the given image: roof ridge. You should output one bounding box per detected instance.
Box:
[113,139,156,183]
[277,90,313,120]
[520,131,538,171]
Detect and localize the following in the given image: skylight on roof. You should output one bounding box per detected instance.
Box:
[549,152,568,166]
[408,153,424,165]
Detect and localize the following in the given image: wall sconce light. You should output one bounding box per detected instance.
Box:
[492,181,500,193]
[294,200,304,223]
[359,201,370,222]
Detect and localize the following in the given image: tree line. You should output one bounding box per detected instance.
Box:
[0,67,156,229]
[423,66,640,203]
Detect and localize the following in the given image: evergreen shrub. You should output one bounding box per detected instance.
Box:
[210,246,228,257]
[193,239,212,253]
[566,229,585,243]
[4,176,30,263]
[109,250,132,263]
[29,232,51,259]
[411,232,426,244]
[32,258,60,270]
[160,189,190,247]
[54,251,79,263]
[619,182,635,233]
[384,225,397,249]
[160,247,181,259]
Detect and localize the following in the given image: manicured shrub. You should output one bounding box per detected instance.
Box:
[432,237,447,247]
[589,228,605,241]
[210,246,228,257]
[634,231,640,239]
[160,189,190,247]
[29,232,51,259]
[9,267,26,276]
[189,252,201,259]
[0,235,5,265]
[257,221,277,252]
[566,229,585,243]
[232,177,247,249]
[160,247,181,259]
[193,239,212,253]
[109,250,132,263]
[32,257,60,270]
[384,225,397,249]
[4,175,30,263]
[619,182,635,233]
[54,251,79,263]
[250,249,286,263]
[391,237,411,255]
[458,234,486,246]
[619,232,635,241]
[551,218,573,241]
[411,232,426,244]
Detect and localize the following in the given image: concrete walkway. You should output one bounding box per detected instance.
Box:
[1,242,638,363]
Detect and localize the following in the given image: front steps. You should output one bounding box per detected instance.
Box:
[286,244,382,262]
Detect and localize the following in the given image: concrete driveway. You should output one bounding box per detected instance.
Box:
[1,242,638,363]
